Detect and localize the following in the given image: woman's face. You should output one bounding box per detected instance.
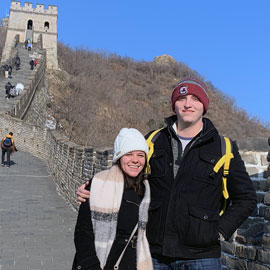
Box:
[120,151,146,177]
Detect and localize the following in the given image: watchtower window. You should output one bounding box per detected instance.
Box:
[44,22,50,30]
[27,20,33,30]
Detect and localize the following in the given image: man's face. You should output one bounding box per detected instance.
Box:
[174,94,204,124]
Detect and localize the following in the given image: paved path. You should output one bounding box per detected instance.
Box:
[0,150,77,270]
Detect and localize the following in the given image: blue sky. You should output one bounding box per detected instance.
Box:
[2,0,270,125]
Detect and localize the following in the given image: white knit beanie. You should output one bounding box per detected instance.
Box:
[112,128,149,163]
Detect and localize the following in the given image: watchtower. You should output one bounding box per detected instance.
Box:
[2,1,58,69]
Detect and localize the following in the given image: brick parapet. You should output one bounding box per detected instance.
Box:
[220,150,270,269]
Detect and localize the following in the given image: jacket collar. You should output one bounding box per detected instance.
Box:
[164,114,218,142]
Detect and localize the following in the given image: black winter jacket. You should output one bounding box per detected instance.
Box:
[74,184,142,270]
[146,115,257,259]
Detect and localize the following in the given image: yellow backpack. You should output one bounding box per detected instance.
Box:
[145,129,234,216]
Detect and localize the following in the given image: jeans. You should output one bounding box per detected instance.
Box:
[2,147,12,166]
[152,257,221,270]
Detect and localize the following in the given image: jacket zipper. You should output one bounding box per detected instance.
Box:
[125,200,140,207]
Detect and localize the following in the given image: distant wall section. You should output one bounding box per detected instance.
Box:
[1,1,58,69]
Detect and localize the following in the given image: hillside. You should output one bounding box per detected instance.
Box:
[46,43,269,147]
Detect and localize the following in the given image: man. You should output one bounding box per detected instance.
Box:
[4,64,9,79]
[29,59,34,70]
[5,81,13,99]
[15,56,21,70]
[27,42,32,51]
[1,132,16,168]
[77,77,257,269]
[8,65,12,79]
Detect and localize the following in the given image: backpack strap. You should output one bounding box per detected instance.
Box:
[145,128,164,174]
[213,136,234,216]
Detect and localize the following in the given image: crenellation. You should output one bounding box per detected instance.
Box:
[10,1,20,9]
[35,4,44,13]
[48,5,58,11]
[10,1,57,15]
[24,2,33,10]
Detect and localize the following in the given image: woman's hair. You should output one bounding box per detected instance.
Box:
[117,162,147,197]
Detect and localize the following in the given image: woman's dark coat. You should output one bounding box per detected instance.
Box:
[74,184,142,270]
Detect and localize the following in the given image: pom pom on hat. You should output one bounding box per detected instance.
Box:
[171,77,209,114]
[113,128,149,163]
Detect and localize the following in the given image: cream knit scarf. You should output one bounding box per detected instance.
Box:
[90,165,153,269]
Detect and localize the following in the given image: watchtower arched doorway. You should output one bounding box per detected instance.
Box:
[27,20,33,30]
[44,21,50,30]
[25,19,33,43]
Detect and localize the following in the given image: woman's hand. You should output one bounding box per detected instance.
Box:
[76,181,90,204]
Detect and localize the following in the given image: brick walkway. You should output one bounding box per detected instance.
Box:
[0,150,77,270]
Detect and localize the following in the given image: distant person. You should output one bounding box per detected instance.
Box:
[5,81,13,99]
[15,83,24,95]
[73,128,153,270]
[8,65,12,79]
[24,39,28,49]
[15,56,21,70]
[34,58,38,67]
[9,85,17,97]
[4,64,9,79]
[27,42,32,51]
[1,132,16,168]
[29,59,34,70]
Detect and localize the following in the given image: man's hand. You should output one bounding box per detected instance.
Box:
[76,181,90,204]
[218,232,225,241]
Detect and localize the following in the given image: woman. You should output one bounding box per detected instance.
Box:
[73,128,153,270]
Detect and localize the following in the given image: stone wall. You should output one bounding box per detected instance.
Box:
[23,73,50,127]
[46,134,113,209]
[0,113,113,211]
[0,34,19,65]
[221,150,270,270]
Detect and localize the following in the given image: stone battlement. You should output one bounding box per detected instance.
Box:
[10,1,57,15]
